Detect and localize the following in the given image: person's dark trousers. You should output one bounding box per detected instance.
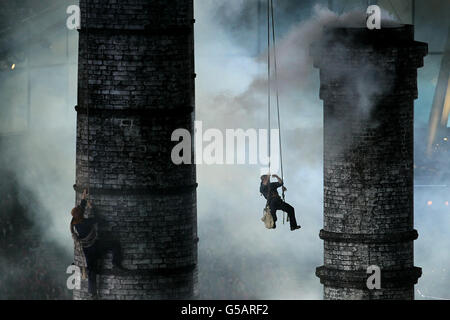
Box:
[83,245,98,296]
[83,240,123,296]
[268,199,278,223]
[269,197,298,229]
[279,201,298,229]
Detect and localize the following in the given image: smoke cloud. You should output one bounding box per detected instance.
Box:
[0,0,448,300]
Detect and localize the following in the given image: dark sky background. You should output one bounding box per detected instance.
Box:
[0,0,449,299]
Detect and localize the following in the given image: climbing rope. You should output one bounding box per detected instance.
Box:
[270,0,284,198]
[266,0,286,224]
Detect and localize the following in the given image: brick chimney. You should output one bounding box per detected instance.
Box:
[313,25,427,299]
[73,0,197,300]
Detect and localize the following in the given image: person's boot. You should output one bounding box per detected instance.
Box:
[290,225,301,231]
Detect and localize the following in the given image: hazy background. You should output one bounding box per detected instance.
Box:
[0,0,448,299]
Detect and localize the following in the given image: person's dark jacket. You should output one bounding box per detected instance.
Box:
[260,181,283,201]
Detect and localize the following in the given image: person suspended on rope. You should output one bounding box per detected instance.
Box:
[70,189,125,299]
[260,174,301,231]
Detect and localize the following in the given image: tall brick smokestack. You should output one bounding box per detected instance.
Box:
[313,25,427,300]
[73,0,197,300]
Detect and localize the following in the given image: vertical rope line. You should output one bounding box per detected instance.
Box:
[271,0,284,198]
[267,0,271,173]
[270,0,285,225]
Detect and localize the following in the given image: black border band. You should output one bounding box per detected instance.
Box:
[73,183,198,196]
[98,263,197,277]
[319,229,419,244]
[74,105,194,118]
[316,266,422,289]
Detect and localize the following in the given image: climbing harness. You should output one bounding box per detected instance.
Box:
[266,0,287,224]
[86,4,91,199]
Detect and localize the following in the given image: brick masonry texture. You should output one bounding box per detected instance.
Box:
[312,26,427,300]
[74,0,197,300]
